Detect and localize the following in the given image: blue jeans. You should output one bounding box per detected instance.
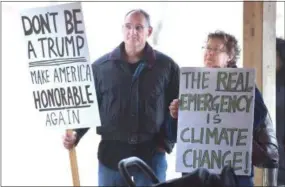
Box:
[98,151,167,186]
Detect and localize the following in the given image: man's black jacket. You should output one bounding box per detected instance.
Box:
[74,42,180,170]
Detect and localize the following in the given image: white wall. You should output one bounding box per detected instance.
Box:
[2,2,75,186]
[276,2,285,38]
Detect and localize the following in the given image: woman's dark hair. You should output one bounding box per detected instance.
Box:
[207,30,241,68]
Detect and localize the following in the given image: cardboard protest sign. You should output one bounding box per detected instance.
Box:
[20,2,100,130]
[175,67,255,176]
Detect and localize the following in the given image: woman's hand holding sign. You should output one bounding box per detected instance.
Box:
[169,99,179,119]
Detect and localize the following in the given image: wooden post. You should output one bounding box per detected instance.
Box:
[67,129,80,186]
[243,1,276,186]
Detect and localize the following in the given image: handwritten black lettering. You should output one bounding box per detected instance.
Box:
[182,71,210,89]
[182,149,247,172]
[30,69,50,84]
[45,109,80,126]
[216,72,253,92]
[180,127,247,147]
[179,93,253,113]
[64,9,84,35]
[21,12,58,36]
[37,36,84,58]
[32,85,93,111]
[27,40,37,59]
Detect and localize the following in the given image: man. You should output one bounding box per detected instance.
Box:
[63,9,179,186]
[276,37,285,186]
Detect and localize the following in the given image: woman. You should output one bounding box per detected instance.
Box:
[169,31,279,187]
[276,37,285,186]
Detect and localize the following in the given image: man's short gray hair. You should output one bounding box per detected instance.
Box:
[125,9,151,27]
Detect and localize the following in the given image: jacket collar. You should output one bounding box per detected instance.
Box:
[109,42,156,68]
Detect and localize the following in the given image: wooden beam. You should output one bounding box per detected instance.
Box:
[243,2,263,88]
[261,2,276,185]
[243,1,276,186]
[243,3,263,185]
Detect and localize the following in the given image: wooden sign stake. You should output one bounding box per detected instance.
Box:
[67,129,80,186]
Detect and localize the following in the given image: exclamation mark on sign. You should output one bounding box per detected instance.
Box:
[244,151,249,174]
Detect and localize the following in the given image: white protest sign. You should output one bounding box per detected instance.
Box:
[20,2,100,130]
[175,67,255,176]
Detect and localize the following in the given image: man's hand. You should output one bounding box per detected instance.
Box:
[62,131,77,150]
[169,99,179,119]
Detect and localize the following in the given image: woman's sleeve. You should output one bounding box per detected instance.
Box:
[252,87,279,168]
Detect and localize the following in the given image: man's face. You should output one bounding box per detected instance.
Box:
[122,11,152,49]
